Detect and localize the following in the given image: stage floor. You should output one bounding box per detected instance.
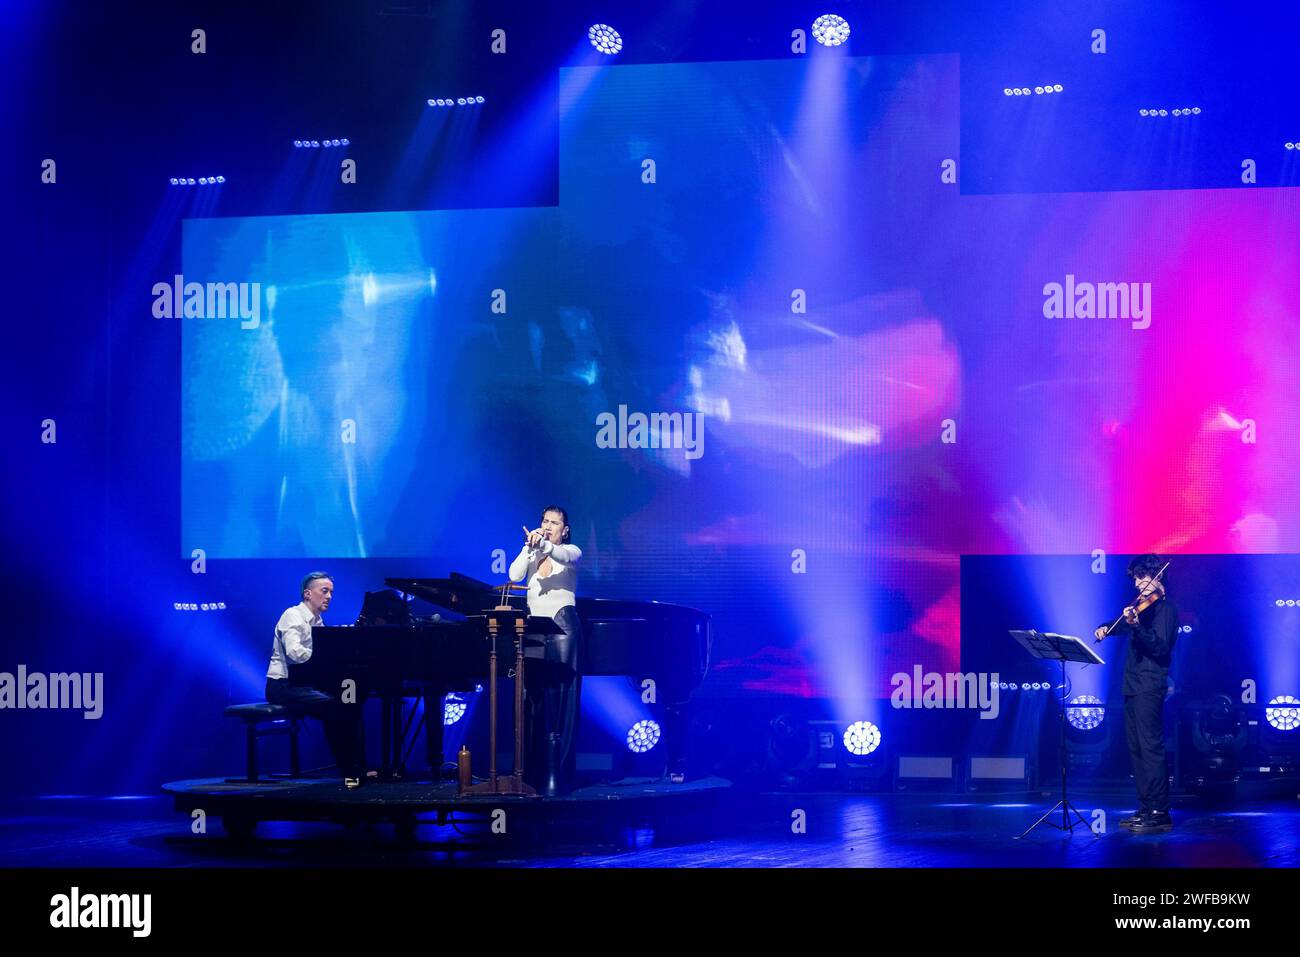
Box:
[1,788,1295,868]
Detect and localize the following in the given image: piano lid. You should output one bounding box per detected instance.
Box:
[385,574,500,613]
[384,572,712,689]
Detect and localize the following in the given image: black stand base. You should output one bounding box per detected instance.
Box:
[1015,798,1096,839]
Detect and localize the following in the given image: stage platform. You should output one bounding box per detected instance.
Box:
[161,775,734,841]
[2,788,1295,867]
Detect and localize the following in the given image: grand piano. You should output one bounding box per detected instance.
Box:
[290,573,711,781]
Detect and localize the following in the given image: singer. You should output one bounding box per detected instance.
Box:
[510,505,583,795]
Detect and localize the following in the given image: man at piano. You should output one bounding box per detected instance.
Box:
[510,506,583,795]
[265,572,367,789]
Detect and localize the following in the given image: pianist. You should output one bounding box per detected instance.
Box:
[265,572,366,789]
[510,506,583,795]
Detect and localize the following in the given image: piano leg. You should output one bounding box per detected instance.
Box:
[664,697,689,783]
[424,685,447,780]
[377,692,405,780]
[380,693,392,779]
[390,695,403,777]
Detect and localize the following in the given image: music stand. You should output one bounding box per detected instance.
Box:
[462,607,562,797]
[1008,629,1104,839]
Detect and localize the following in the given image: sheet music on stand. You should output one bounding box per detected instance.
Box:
[1008,630,1104,666]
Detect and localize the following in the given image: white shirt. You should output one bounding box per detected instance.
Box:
[267,601,322,680]
[508,539,582,619]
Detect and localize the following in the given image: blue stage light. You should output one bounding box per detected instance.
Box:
[457,97,466,105]
[626,719,661,752]
[186,178,195,185]
[169,177,179,185]
[812,14,851,47]
[310,140,320,147]
[216,175,225,183]
[1266,695,1300,731]
[340,138,349,145]
[1066,694,1105,731]
[443,693,468,726]
[842,720,881,756]
[588,23,622,55]
[475,95,485,104]
[198,177,208,185]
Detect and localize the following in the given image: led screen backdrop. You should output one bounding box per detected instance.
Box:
[183,55,1300,700]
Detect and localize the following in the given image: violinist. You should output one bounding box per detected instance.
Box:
[1093,554,1179,833]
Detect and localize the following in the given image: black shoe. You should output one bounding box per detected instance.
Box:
[1118,812,1146,829]
[1128,810,1172,833]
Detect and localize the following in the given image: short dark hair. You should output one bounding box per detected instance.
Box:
[1126,554,1166,587]
[541,505,570,543]
[301,571,333,598]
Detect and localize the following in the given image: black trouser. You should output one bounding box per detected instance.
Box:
[1124,687,1169,813]
[266,677,365,779]
[524,606,583,794]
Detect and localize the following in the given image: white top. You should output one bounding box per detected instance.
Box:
[509,538,582,619]
[267,601,322,680]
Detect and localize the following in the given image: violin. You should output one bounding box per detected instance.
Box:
[1095,560,1170,642]
[1123,586,1163,624]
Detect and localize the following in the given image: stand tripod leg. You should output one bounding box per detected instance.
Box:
[1066,800,1097,836]
[1016,799,1098,839]
[1016,801,1066,840]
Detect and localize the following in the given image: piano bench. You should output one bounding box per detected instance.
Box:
[223,703,302,783]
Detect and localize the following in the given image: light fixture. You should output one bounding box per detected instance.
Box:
[626,719,660,752]
[811,14,851,47]
[843,720,881,756]
[588,23,623,55]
